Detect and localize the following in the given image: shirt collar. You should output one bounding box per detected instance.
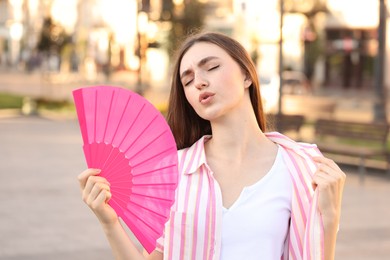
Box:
[183,132,311,175]
[265,131,314,157]
[183,135,211,174]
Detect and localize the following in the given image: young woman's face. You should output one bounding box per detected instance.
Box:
[179,42,252,121]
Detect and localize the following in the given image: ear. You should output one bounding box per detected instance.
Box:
[244,77,252,88]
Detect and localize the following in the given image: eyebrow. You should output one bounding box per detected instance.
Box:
[180,56,219,80]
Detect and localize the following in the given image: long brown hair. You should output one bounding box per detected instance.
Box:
[167,32,266,149]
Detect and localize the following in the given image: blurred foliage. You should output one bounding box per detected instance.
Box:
[0,92,74,113]
[37,17,71,55]
[167,0,206,56]
[0,93,23,109]
[35,98,75,112]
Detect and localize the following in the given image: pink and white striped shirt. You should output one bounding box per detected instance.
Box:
[156,132,324,260]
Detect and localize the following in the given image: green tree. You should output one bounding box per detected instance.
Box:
[37,17,70,55]
[166,0,205,56]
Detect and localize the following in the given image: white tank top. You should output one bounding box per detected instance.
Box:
[221,145,293,260]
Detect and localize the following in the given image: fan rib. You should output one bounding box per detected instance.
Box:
[127,128,167,161]
[101,153,124,179]
[110,188,132,198]
[104,167,131,180]
[106,177,133,187]
[131,192,173,202]
[132,183,177,188]
[109,196,127,213]
[104,153,177,181]
[99,94,133,176]
[103,157,131,179]
[94,89,97,142]
[124,114,158,155]
[124,210,160,237]
[128,201,166,219]
[72,90,88,144]
[110,181,132,187]
[102,89,116,142]
[111,190,130,206]
[132,146,177,168]
[118,103,146,149]
[133,163,177,177]
[111,94,132,145]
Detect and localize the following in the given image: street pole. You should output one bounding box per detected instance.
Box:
[136,11,148,96]
[136,30,143,95]
[374,0,387,122]
[278,0,284,117]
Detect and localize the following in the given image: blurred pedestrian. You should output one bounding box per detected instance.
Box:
[70,48,79,73]
[78,32,346,260]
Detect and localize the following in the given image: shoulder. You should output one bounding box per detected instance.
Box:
[291,141,322,158]
[177,135,207,158]
[267,132,322,181]
[266,131,322,157]
[176,135,210,175]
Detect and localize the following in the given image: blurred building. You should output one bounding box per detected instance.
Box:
[323,0,388,90]
[230,0,390,91]
[0,0,47,67]
[0,0,389,92]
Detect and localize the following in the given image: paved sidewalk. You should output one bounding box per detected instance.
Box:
[0,115,389,259]
[0,116,113,259]
[335,169,390,259]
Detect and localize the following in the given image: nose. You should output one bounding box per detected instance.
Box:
[194,73,208,90]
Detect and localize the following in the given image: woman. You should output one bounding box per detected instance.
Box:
[78,32,345,260]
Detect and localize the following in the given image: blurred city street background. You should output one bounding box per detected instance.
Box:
[0,113,389,260]
[1,0,390,259]
[0,68,390,260]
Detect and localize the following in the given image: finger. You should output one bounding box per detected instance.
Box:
[316,164,347,184]
[84,175,110,195]
[313,156,345,179]
[313,171,335,184]
[312,173,334,191]
[105,190,112,203]
[78,168,101,189]
[91,189,112,210]
[316,163,340,179]
[313,170,344,196]
[84,182,110,204]
[313,156,341,171]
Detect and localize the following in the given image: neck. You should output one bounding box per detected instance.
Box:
[205,99,272,160]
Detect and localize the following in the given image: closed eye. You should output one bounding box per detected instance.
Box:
[184,79,193,86]
[208,65,220,71]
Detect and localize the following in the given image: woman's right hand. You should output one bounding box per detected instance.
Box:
[78,169,118,227]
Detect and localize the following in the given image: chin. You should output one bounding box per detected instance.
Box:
[197,111,222,122]
[194,105,226,122]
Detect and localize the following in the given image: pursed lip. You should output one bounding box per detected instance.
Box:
[199,92,215,103]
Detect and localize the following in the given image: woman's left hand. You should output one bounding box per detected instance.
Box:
[312,156,346,228]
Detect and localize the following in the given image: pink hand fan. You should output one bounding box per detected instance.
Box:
[73,85,178,253]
